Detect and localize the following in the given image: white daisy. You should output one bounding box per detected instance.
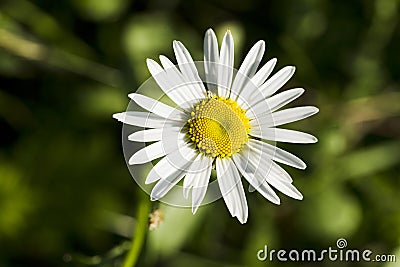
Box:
[113,28,318,224]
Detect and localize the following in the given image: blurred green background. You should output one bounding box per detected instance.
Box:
[1,0,400,266]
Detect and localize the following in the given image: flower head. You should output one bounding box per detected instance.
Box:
[113,28,318,223]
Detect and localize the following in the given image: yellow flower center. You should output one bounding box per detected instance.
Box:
[187,94,250,158]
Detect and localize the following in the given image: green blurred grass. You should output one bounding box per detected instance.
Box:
[0,0,399,267]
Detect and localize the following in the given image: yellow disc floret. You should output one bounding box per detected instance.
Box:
[187,94,250,158]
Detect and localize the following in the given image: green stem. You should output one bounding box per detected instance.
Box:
[122,199,150,267]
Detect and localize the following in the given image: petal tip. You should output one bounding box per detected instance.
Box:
[146,58,162,74]
[127,93,137,100]
[112,112,124,121]
[150,191,161,201]
[256,40,266,49]
[237,216,247,224]
[146,58,155,65]
[298,87,305,93]
[145,176,157,185]
[206,28,215,35]
[192,206,199,214]
[224,29,233,41]
[128,155,140,165]
[294,191,304,200]
[127,133,137,142]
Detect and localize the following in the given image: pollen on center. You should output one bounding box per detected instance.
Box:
[187,94,250,158]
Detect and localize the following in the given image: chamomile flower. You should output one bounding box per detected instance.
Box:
[113,28,318,223]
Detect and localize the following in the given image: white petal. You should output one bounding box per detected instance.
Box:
[146,156,173,184]
[159,55,199,106]
[204,28,219,93]
[216,158,248,224]
[173,41,207,99]
[191,157,213,214]
[231,40,265,101]
[113,112,181,128]
[128,93,185,121]
[128,127,180,142]
[243,148,294,188]
[250,127,318,144]
[129,141,165,165]
[248,139,307,169]
[151,172,186,201]
[266,88,305,112]
[182,154,208,198]
[232,153,281,205]
[235,147,302,201]
[128,129,162,142]
[146,143,196,184]
[250,105,318,128]
[146,58,190,109]
[129,129,184,164]
[172,41,200,81]
[218,31,234,98]
[266,174,303,200]
[250,58,277,87]
[160,55,196,102]
[247,88,305,119]
[270,161,293,183]
[239,58,277,109]
[259,66,296,97]
[270,106,319,127]
[183,176,194,199]
[150,144,197,200]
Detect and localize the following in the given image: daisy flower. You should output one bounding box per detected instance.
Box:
[113,28,318,223]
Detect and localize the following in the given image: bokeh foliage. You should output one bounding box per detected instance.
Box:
[0,0,399,266]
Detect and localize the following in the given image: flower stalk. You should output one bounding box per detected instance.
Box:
[122,198,150,267]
